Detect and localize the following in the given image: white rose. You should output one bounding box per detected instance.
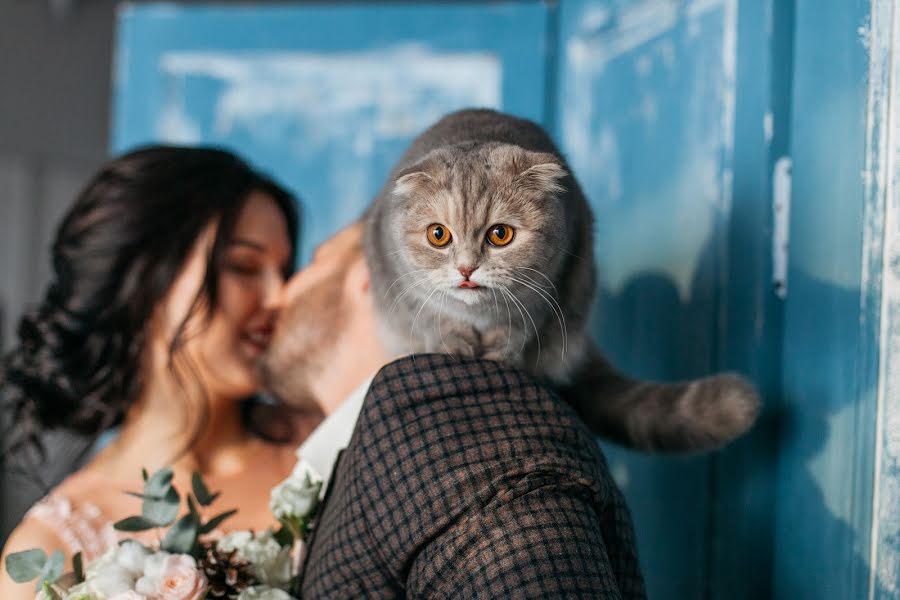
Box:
[134,552,206,600]
[270,459,322,521]
[86,563,136,598]
[114,542,151,578]
[217,530,292,588]
[76,542,152,599]
[236,585,294,600]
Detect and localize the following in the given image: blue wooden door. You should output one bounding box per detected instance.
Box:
[554,1,787,597]
[113,3,551,263]
[773,0,894,598]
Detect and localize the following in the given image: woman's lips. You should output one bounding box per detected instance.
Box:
[242,329,272,353]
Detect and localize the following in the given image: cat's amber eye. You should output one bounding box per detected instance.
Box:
[427,223,452,247]
[486,224,515,247]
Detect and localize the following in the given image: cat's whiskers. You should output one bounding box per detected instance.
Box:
[513,267,558,294]
[383,269,433,299]
[500,284,537,362]
[410,284,441,347]
[497,283,513,356]
[489,285,501,321]
[388,278,430,318]
[436,290,454,359]
[376,248,409,259]
[506,275,568,362]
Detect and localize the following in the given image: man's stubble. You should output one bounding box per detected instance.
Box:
[258,269,347,410]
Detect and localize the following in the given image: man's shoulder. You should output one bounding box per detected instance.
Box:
[354,353,611,492]
[338,354,620,575]
[362,353,579,427]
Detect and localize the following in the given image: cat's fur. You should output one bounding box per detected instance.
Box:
[364,108,758,452]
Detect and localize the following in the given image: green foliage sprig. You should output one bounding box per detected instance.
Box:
[5,467,236,588]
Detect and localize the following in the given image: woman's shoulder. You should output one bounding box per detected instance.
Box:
[0,515,72,600]
[15,469,121,562]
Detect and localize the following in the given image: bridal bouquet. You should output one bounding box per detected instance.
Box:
[5,461,323,600]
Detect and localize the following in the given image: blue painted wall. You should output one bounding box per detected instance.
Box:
[113,3,550,264]
[555,2,738,597]
[113,1,898,597]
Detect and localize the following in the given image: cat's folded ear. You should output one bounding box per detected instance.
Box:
[393,170,436,199]
[391,152,446,200]
[515,152,568,197]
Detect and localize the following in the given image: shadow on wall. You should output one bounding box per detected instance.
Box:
[592,247,884,596]
[774,268,888,599]
[595,259,725,597]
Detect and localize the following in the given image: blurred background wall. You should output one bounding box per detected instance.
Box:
[0,0,120,549]
[2,1,899,599]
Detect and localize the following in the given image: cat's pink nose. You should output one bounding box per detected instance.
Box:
[458,265,478,279]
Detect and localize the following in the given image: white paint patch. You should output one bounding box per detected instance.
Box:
[157,87,201,144]
[867,0,900,596]
[772,156,792,299]
[720,0,737,155]
[580,5,612,32]
[686,0,727,19]
[764,111,774,143]
[568,0,679,75]
[159,47,500,143]
[154,46,500,246]
[563,0,737,303]
[595,126,624,204]
[635,53,653,76]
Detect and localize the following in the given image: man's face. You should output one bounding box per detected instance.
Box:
[258,223,363,409]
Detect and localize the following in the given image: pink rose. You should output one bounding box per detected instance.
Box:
[135,553,207,600]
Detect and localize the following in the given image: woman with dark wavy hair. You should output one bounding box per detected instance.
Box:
[0,146,305,598]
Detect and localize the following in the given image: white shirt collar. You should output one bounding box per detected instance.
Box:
[296,375,373,495]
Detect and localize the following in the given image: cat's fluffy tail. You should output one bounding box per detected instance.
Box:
[561,348,760,453]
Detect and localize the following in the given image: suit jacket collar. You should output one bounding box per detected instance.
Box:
[296,375,373,495]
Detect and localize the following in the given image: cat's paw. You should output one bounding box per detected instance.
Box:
[481,327,512,361]
[436,322,483,358]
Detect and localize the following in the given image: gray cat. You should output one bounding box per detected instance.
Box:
[364,108,758,452]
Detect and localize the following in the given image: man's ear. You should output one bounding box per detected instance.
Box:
[344,251,371,298]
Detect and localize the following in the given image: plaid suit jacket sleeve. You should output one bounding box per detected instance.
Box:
[301,354,645,599]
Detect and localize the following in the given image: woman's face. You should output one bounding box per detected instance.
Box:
[157,192,293,401]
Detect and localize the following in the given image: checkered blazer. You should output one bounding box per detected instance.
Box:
[300,354,645,599]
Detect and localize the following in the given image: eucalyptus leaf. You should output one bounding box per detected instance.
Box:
[114,515,158,532]
[37,550,64,590]
[144,467,174,497]
[161,513,199,555]
[142,485,180,526]
[199,509,238,535]
[191,472,219,506]
[5,549,46,583]
[187,494,200,518]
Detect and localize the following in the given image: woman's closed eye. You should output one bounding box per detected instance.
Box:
[225,259,263,277]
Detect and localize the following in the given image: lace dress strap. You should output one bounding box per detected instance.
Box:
[26,494,120,562]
